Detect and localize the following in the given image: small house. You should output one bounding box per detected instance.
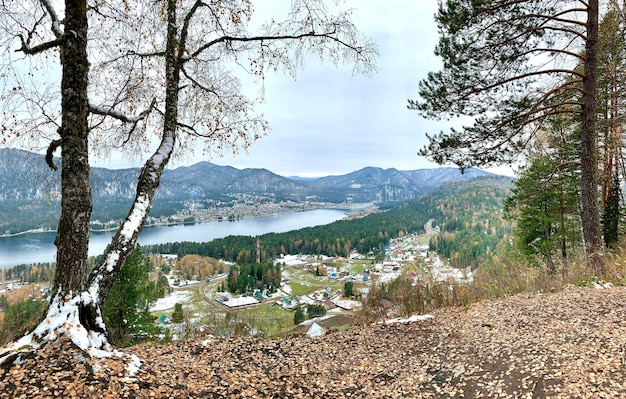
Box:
[307,322,324,338]
[323,298,336,310]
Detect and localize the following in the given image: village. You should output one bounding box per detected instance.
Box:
[151,221,474,339]
[0,221,474,340]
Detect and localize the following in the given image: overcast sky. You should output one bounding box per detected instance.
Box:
[95,1,513,177]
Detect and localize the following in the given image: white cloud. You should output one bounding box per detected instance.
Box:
[96,1,460,177]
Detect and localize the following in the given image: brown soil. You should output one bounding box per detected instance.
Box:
[2,284,626,398]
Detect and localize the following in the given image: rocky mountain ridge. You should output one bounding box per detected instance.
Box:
[0,148,497,203]
[0,148,502,233]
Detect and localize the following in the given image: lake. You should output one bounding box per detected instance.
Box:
[0,209,346,268]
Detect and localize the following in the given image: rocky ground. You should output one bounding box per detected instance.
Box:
[2,284,626,398]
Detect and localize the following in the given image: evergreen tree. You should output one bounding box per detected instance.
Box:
[0,295,7,312]
[306,304,327,318]
[602,172,621,247]
[293,306,305,325]
[504,124,582,267]
[409,0,604,265]
[102,246,160,346]
[171,303,185,323]
[597,1,626,214]
[503,5,626,262]
[344,281,354,297]
[227,261,281,295]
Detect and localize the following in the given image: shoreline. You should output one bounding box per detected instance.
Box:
[2,205,361,238]
[0,227,55,238]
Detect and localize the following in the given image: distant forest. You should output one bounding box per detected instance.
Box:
[0,177,512,285]
[145,177,513,269]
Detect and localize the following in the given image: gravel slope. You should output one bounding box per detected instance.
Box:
[2,284,626,398]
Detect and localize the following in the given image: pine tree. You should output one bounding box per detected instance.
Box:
[602,172,621,247]
[597,1,626,214]
[171,303,185,324]
[409,0,604,265]
[293,306,305,326]
[344,281,354,297]
[506,117,583,260]
[102,246,159,346]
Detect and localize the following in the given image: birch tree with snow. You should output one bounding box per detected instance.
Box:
[0,0,377,365]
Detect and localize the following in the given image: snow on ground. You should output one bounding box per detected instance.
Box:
[299,295,318,305]
[333,298,363,311]
[165,275,203,287]
[220,296,259,308]
[275,255,307,266]
[378,314,434,325]
[280,283,292,296]
[150,290,193,312]
[376,271,401,284]
[299,314,335,326]
[593,281,614,289]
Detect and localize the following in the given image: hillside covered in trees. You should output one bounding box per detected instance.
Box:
[145,176,513,269]
[0,148,495,234]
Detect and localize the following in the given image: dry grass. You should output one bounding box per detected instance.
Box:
[359,240,626,323]
[5,285,626,398]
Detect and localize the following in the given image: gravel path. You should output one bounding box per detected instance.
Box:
[2,285,626,398]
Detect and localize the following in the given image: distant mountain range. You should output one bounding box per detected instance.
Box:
[0,148,501,202]
[0,148,506,232]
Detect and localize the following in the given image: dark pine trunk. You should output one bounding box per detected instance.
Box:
[580,0,603,271]
[52,0,92,296]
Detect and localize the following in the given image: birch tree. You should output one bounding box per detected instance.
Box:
[408,0,603,267]
[0,0,376,364]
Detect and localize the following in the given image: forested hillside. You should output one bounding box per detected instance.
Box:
[0,148,496,234]
[426,178,513,267]
[146,176,513,268]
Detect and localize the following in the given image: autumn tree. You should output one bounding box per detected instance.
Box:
[175,254,225,280]
[409,0,603,268]
[0,0,376,363]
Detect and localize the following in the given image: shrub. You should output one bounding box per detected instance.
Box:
[0,299,48,345]
[171,303,185,323]
[306,304,327,318]
[293,306,305,325]
[357,239,605,324]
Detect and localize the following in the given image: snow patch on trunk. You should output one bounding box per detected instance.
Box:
[120,194,150,241]
[152,134,174,168]
[104,250,121,272]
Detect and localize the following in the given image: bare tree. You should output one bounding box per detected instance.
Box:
[0,0,376,363]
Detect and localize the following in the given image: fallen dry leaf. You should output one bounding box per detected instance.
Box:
[2,285,626,398]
